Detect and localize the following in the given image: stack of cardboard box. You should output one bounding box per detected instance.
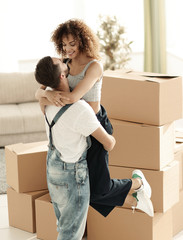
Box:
[172,131,183,236]
[5,141,87,240]
[5,141,51,235]
[87,70,183,240]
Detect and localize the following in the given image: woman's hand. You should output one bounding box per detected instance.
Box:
[45,90,70,106]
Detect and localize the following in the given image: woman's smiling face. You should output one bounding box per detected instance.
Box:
[61,34,80,59]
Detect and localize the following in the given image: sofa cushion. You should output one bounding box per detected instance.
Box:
[0,72,40,104]
[0,102,46,135]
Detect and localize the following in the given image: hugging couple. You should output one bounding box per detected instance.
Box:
[35,18,154,240]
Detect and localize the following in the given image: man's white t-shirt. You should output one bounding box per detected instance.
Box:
[45,100,100,163]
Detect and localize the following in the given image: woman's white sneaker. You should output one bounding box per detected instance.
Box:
[132,169,152,198]
[132,190,154,217]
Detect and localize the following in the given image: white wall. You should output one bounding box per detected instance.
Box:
[0,0,144,72]
[0,0,75,72]
[167,52,183,76]
[1,0,183,79]
[17,51,183,78]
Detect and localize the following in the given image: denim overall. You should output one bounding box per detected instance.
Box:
[46,104,90,240]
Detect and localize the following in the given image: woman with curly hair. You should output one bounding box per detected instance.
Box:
[36,19,102,113]
[50,19,102,114]
[35,18,154,234]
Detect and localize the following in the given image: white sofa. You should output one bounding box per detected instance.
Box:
[0,72,47,147]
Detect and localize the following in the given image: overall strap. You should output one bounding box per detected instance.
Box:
[52,104,72,125]
[45,104,73,149]
[82,60,97,74]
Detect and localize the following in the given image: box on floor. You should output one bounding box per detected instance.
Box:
[35,193,87,240]
[172,190,183,236]
[109,119,174,170]
[5,141,48,193]
[101,70,182,125]
[35,193,58,240]
[109,160,179,213]
[87,206,172,240]
[7,187,48,233]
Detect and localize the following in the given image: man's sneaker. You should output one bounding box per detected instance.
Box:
[132,169,152,198]
[132,190,154,217]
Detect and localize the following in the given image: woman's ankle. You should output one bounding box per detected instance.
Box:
[124,194,137,207]
[131,178,142,190]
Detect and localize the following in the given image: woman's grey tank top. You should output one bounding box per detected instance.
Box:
[66,59,102,102]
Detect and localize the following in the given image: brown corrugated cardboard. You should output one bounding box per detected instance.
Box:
[35,193,87,240]
[101,70,182,125]
[172,190,183,236]
[5,141,48,193]
[174,141,183,191]
[7,187,48,233]
[35,193,58,240]
[174,151,183,191]
[87,206,172,240]
[109,160,179,213]
[109,119,174,170]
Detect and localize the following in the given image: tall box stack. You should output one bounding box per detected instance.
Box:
[5,141,49,233]
[5,141,87,239]
[87,70,183,240]
[172,133,183,236]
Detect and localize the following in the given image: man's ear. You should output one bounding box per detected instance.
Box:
[60,73,65,79]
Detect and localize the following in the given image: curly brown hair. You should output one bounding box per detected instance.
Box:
[51,19,101,60]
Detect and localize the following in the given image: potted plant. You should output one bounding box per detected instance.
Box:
[97,15,133,70]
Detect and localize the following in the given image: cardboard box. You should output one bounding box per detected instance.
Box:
[175,132,183,151]
[109,119,174,170]
[7,187,48,233]
[175,131,183,144]
[174,151,183,191]
[174,141,183,191]
[5,141,48,193]
[35,193,87,240]
[109,160,179,213]
[87,206,172,240]
[172,190,183,236]
[35,193,58,240]
[101,70,182,125]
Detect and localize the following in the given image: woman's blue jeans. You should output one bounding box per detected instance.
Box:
[47,147,90,240]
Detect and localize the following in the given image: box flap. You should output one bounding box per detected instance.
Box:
[6,141,48,155]
[104,69,180,83]
[176,138,183,143]
[175,131,183,143]
[138,71,178,78]
[5,143,24,153]
[175,131,183,138]
[104,70,146,81]
[36,193,51,203]
[19,144,48,154]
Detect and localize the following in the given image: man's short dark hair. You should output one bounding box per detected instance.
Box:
[35,56,61,89]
